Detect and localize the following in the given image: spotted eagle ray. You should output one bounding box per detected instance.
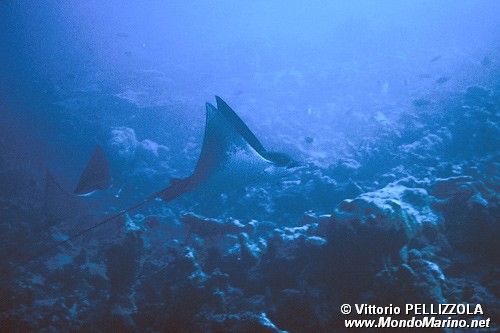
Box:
[149,96,302,201]
[4,96,302,275]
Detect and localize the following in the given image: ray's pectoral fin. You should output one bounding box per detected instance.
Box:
[74,144,111,194]
[214,95,266,154]
[44,144,112,223]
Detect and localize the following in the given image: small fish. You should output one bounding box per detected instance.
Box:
[430,55,441,62]
[435,76,450,84]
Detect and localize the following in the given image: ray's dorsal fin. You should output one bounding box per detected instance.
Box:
[74,144,111,194]
[215,96,266,154]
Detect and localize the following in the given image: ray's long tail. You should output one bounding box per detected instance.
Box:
[1,198,155,278]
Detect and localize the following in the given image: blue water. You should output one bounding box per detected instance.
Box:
[1,1,499,332]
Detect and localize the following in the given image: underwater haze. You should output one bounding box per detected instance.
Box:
[1,1,499,332]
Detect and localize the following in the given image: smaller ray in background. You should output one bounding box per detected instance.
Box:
[2,145,115,270]
[44,144,112,224]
